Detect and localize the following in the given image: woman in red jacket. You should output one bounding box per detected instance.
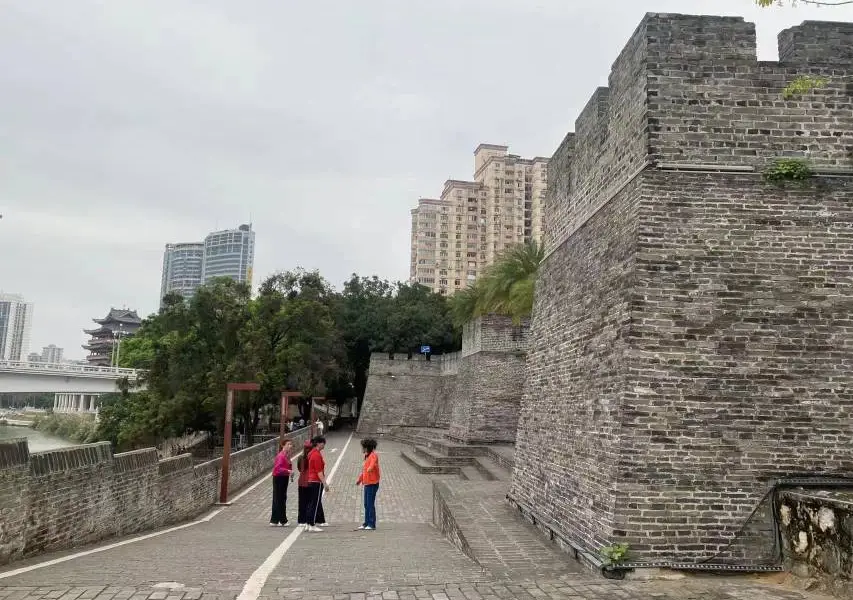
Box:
[356,438,380,530]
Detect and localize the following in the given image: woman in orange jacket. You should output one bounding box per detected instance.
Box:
[356,438,380,530]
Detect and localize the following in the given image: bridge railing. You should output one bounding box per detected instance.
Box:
[0,360,141,377]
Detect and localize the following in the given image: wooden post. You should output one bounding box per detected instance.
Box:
[279,391,288,443]
[219,388,234,504]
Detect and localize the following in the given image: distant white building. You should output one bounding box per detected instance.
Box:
[0,293,33,361]
[41,344,63,364]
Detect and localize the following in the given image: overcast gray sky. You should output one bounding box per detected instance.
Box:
[1,1,851,359]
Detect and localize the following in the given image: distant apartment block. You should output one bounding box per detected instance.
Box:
[410,144,548,295]
[159,224,255,307]
[0,293,33,361]
[41,344,63,364]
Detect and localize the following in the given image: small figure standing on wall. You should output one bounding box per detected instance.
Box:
[356,438,380,530]
[269,439,293,527]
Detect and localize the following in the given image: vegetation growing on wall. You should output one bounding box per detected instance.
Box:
[450,242,544,328]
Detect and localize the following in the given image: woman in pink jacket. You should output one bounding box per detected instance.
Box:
[269,439,294,526]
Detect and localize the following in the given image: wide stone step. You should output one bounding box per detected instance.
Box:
[459,466,487,481]
[421,438,489,458]
[473,457,512,482]
[414,445,475,466]
[400,450,460,475]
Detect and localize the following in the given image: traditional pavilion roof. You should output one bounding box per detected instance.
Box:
[93,308,142,326]
[83,326,115,336]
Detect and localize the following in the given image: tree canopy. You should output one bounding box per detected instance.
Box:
[100,270,457,450]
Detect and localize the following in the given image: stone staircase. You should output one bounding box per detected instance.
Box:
[391,427,514,482]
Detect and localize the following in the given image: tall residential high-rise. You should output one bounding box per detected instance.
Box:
[202,224,255,286]
[0,293,33,361]
[160,242,204,307]
[41,344,64,363]
[159,224,255,307]
[410,145,549,295]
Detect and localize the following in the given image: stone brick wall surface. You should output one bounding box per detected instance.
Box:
[511,12,853,565]
[778,490,853,598]
[448,351,527,444]
[359,317,529,441]
[357,355,444,433]
[0,426,311,565]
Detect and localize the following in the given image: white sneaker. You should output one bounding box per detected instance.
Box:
[281,522,290,527]
[269,522,279,527]
[356,525,367,530]
[364,526,375,530]
[307,526,323,532]
[318,522,330,527]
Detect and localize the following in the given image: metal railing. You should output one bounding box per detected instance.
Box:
[0,360,142,378]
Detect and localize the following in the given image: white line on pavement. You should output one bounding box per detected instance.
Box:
[235,431,354,600]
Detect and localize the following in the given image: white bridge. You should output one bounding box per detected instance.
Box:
[0,361,145,414]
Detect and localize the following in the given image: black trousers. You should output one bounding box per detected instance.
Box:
[298,485,325,524]
[305,482,325,526]
[270,475,289,524]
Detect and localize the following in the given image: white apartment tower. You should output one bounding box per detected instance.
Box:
[0,294,33,361]
[410,144,548,295]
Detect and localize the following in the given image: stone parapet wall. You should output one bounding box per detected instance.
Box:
[358,317,529,440]
[512,11,853,565]
[462,316,529,358]
[778,490,853,599]
[0,427,310,565]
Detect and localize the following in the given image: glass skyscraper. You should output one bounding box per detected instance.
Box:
[159,224,255,307]
[202,224,255,286]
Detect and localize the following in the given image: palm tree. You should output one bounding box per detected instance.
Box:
[450,241,544,327]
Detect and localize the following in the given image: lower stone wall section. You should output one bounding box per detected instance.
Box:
[0,427,310,565]
[448,351,526,444]
[778,490,853,599]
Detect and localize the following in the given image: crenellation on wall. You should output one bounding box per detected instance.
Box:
[778,21,853,64]
[29,442,113,476]
[0,438,28,468]
[158,453,194,476]
[548,12,853,255]
[113,448,158,473]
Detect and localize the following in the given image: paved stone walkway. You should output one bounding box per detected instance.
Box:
[0,430,837,600]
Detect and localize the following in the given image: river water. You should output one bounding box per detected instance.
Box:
[0,424,75,452]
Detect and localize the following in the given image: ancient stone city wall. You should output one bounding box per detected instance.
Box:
[510,13,853,564]
[0,427,311,565]
[357,315,529,443]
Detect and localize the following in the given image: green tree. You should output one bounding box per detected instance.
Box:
[383,282,457,357]
[450,242,544,327]
[238,269,343,437]
[336,275,394,407]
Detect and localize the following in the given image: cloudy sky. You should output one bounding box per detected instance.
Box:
[1,1,851,359]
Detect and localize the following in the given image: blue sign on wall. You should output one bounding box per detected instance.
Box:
[420,345,431,354]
